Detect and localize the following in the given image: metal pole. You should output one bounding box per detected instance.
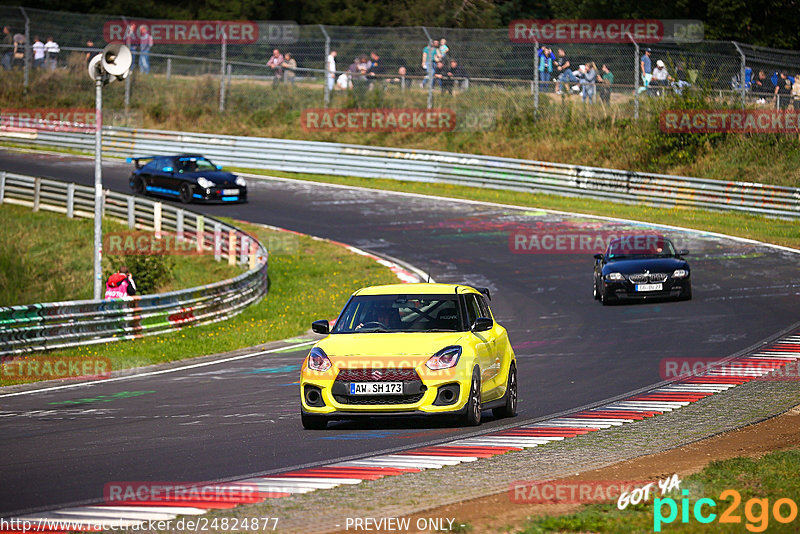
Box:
[219,31,227,112]
[166,57,171,80]
[533,38,539,112]
[320,25,330,108]
[628,33,639,120]
[732,41,746,109]
[20,7,29,89]
[93,77,103,300]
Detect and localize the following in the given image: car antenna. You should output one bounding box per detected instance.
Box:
[426,271,431,283]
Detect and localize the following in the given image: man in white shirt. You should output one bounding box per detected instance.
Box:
[32,36,44,68]
[326,50,337,92]
[43,36,59,71]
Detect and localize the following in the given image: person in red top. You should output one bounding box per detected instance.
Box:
[104,266,137,299]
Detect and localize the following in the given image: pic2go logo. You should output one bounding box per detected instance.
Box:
[654,489,799,532]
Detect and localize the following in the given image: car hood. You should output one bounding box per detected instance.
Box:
[315,331,467,367]
[603,257,688,274]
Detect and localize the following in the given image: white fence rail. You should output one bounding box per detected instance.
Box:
[0,172,268,357]
[2,126,797,218]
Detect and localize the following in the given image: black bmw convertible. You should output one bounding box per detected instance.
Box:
[127,154,247,204]
[593,235,691,305]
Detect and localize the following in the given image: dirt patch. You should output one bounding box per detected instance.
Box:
[342,404,800,534]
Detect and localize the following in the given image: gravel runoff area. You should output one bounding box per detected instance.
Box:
[189,375,800,533]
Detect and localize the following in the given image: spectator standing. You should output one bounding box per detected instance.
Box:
[43,37,59,71]
[598,63,614,104]
[123,23,137,71]
[281,53,297,85]
[792,73,800,111]
[554,48,576,95]
[367,51,384,88]
[752,70,770,97]
[581,61,597,103]
[32,36,44,68]
[774,71,792,109]
[538,45,555,88]
[267,49,284,86]
[444,59,467,94]
[84,40,95,66]
[640,48,652,89]
[326,50,337,92]
[11,32,24,69]
[138,25,153,73]
[1,27,12,70]
[421,39,439,88]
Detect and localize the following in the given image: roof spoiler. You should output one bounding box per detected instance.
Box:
[125,156,157,169]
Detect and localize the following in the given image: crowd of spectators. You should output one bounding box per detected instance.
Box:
[538,46,615,104]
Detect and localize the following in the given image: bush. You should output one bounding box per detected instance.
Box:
[104,254,175,295]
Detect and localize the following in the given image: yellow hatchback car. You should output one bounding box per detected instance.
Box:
[300,283,517,429]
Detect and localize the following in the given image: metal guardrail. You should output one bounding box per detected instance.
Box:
[1,126,799,218]
[0,172,268,357]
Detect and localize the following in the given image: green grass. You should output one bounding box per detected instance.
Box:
[236,169,800,251]
[519,449,800,533]
[0,203,239,305]
[0,219,399,386]
[2,66,799,186]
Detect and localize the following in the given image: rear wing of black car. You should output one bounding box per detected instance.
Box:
[126,156,158,169]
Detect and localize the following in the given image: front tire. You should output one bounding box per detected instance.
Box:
[301,412,328,430]
[492,362,517,419]
[459,367,482,427]
[179,183,193,204]
[593,277,600,300]
[600,285,611,306]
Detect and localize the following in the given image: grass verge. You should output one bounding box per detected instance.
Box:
[240,169,800,251]
[0,219,399,386]
[0,203,239,305]
[519,448,800,533]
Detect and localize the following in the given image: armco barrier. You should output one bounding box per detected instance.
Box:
[0,173,268,357]
[1,126,799,218]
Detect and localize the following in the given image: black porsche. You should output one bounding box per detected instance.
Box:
[127,154,247,204]
[593,235,691,305]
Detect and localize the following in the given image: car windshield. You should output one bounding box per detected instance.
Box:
[177,157,217,173]
[606,236,677,260]
[332,294,464,333]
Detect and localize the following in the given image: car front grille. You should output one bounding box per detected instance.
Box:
[333,393,425,405]
[628,273,668,283]
[336,368,420,382]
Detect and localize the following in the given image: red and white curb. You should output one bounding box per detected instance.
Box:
[4,333,798,531]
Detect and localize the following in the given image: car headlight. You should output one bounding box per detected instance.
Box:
[197,177,214,189]
[426,346,462,370]
[672,269,689,278]
[605,272,625,281]
[235,176,247,187]
[307,347,331,372]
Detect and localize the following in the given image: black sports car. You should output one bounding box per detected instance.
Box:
[593,235,691,305]
[127,154,247,204]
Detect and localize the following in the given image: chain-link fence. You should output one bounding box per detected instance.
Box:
[2,6,800,122]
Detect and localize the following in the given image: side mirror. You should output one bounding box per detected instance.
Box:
[594,253,603,260]
[678,250,689,256]
[311,320,329,335]
[471,317,493,332]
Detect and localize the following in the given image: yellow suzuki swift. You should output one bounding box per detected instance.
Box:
[300,283,517,429]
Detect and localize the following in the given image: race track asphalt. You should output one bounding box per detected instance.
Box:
[1,150,798,515]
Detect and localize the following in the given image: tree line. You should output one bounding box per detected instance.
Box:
[3,0,797,49]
